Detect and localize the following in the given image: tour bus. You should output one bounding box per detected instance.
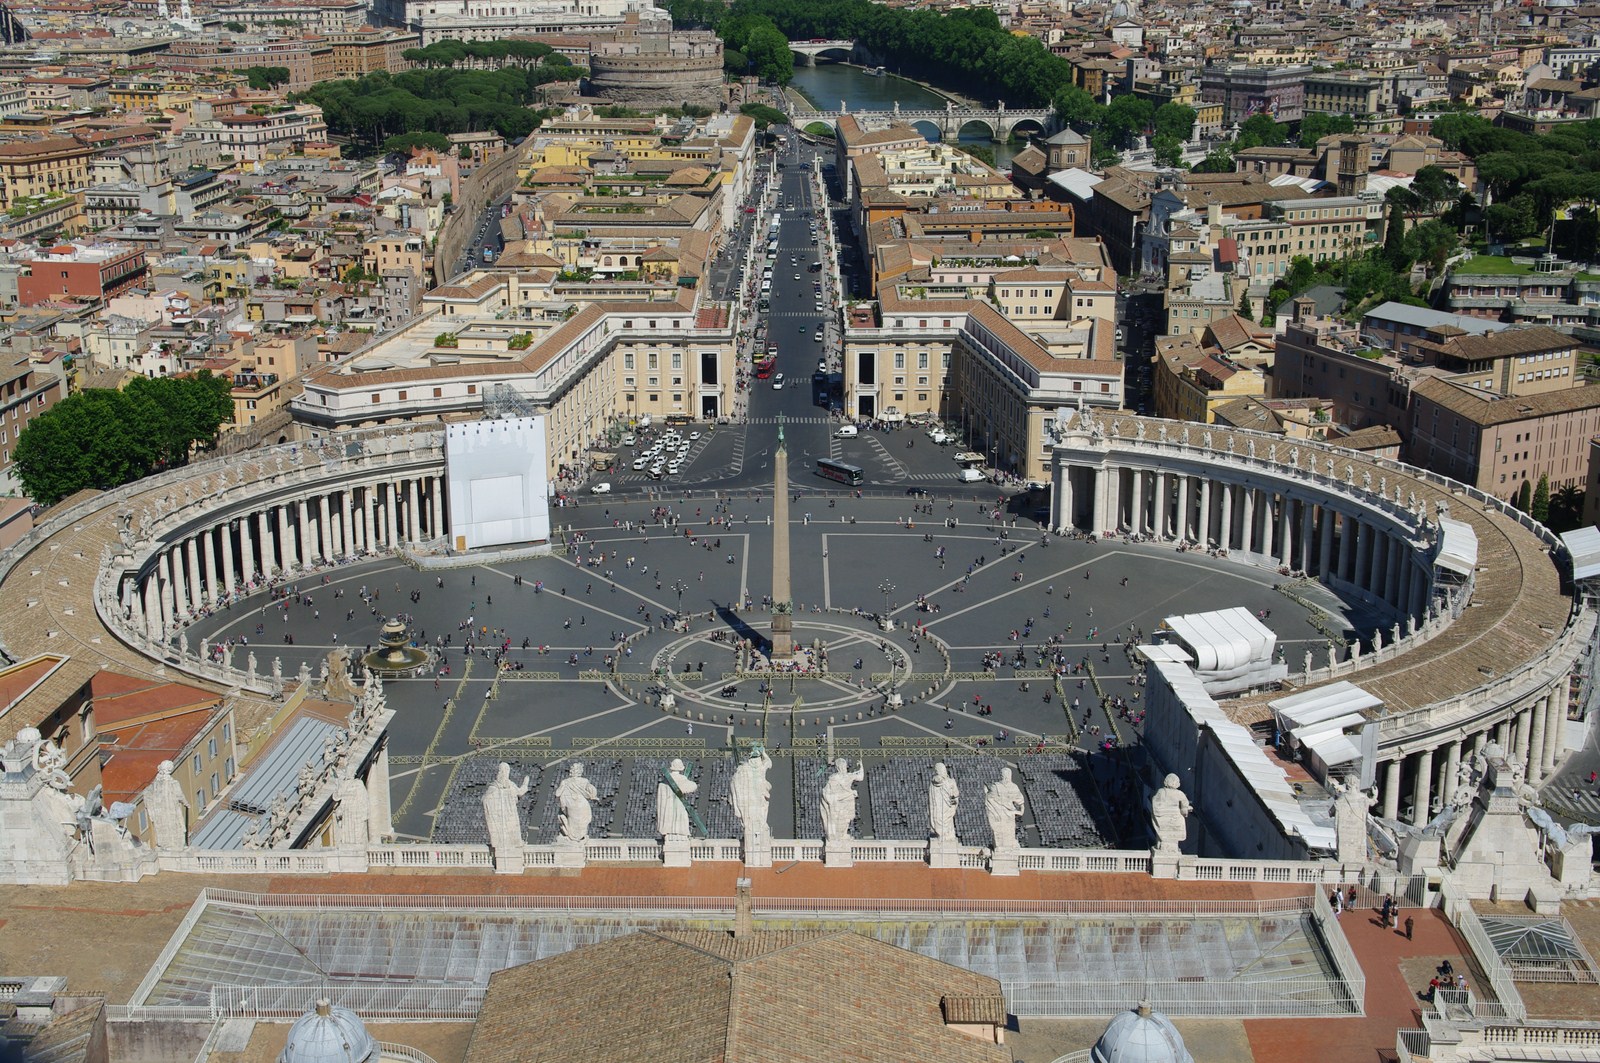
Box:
[816,459,864,486]
[755,355,777,379]
[665,414,692,428]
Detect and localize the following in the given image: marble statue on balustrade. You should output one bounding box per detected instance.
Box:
[1150,774,1192,855]
[984,768,1026,853]
[146,760,190,850]
[928,761,961,844]
[1330,778,1375,865]
[482,762,529,857]
[555,762,598,843]
[820,759,865,844]
[333,771,371,849]
[730,746,773,845]
[656,759,697,841]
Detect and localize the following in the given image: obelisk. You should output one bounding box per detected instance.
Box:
[770,415,794,660]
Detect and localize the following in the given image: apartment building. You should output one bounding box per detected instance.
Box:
[188,104,329,163]
[14,243,149,305]
[1406,377,1600,497]
[0,137,94,213]
[0,355,65,475]
[1199,63,1311,123]
[1303,72,1385,116]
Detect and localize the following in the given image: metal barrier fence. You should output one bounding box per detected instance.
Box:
[1440,881,1528,1021]
[195,887,1318,918]
[1003,975,1359,1018]
[210,984,479,1021]
[1311,887,1367,1012]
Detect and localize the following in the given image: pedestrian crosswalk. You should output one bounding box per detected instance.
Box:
[744,415,834,424]
[1541,781,1600,824]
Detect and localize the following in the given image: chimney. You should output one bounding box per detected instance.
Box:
[734,877,753,938]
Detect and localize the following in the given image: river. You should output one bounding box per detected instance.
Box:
[788,63,1020,170]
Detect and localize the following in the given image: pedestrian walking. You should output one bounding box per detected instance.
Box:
[1404,915,1414,941]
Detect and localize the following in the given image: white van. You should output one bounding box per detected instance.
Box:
[835,424,858,438]
[956,467,984,483]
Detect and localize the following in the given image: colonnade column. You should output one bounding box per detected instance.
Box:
[1060,468,1076,531]
[430,477,443,543]
[384,483,399,546]
[1513,708,1533,770]
[1411,748,1434,825]
[1542,691,1565,776]
[144,578,161,642]
[1277,497,1294,566]
[1154,472,1169,539]
[201,531,219,605]
[276,504,295,572]
[1176,475,1191,540]
[1318,508,1336,577]
[1300,502,1316,573]
[184,538,201,611]
[238,516,255,582]
[263,507,280,575]
[1091,468,1109,534]
[1383,759,1401,820]
[1339,515,1356,582]
[1442,740,1462,807]
[220,523,237,596]
[319,496,334,562]
[1527,701,1548,784]
[168,549,186,620]
[341,490,356,556]
[407,478,421,543]
[1218,483,1233,551]
[362,486,376,550]
[1198,479,1212,545]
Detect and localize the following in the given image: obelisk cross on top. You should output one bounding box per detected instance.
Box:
[769,413,794,659]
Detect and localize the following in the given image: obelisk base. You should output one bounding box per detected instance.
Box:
[770,612,793,660]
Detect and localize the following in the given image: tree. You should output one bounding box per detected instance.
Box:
[1297,111,1354,149]
[1053,85,1102,131]
[739,102,787,129]
[1382,194,1409,266]
[1548,484,1584,533]
[1152,102,1196,143]
[1532,474,1551,524]
[1410,165,1460,216]
[1235,113,1286,150]
[383,130,452,155]
[1237,286,1254,320]
[1151,133,1181,168]
[224,20,246,31]
[1405,220,1457,275]
[1515,478,1533,512]
[238,66,291,90]
[1485,195,1538,243]
[13,374,232,505]
[1191,144,1234,173]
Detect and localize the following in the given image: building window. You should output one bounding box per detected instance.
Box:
[192,754,201,774]
[208,737,217,758]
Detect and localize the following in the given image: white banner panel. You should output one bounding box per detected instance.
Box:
[445,417,551,550]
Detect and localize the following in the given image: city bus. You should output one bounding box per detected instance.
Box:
[816,459,864,486]
[755,355,777,379]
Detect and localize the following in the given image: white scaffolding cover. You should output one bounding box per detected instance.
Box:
[1162,607,1275,672]
[1562,526,1600,582]
[1435,518,1479,576]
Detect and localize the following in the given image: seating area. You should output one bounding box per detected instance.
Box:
[1017,754,1116,849]
[431,757,544,845]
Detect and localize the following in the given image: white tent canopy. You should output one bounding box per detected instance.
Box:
[1562,526,1600,582]
[1435,518,1479,576]
[1162,607,1275,672]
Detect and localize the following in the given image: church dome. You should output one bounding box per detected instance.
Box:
[1091,1001,1194,1063]
[279,1000,377,1063]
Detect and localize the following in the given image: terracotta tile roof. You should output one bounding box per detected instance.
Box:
[1427,325,1576,363]
[89,672,219,728]
[464,929,1011,1063]
[1334,424,1403,450]
[1410,377,1600,426]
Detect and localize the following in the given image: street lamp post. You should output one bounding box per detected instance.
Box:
[878,579,895,632]
[673,579,687,620]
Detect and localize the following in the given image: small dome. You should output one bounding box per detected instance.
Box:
[279,999,377,1063]
[1091,1001,1194,1063]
